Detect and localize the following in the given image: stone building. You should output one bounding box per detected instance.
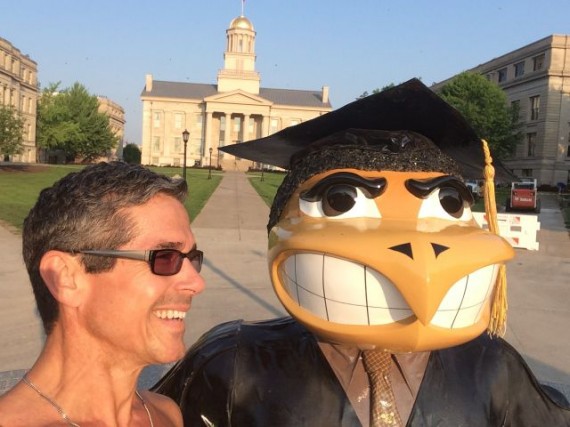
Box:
[434,34,570,187]
[140,14,332,170]
[0,36,38,163]
[97,96,126,161]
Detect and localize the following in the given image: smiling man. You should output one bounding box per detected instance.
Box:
[155,79,570,426]
[0,162,205,426]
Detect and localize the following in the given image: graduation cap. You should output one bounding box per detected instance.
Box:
[219,78,512,182]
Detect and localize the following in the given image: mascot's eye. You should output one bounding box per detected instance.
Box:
[300,185,381,219]
[439,188,464,218]
[323,184,357,216]
[417,187,473,221]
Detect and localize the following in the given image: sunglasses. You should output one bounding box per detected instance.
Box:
[76,248,204,276]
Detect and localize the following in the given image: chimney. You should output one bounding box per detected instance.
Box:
[145,74,153,92]
[322,85,329,104]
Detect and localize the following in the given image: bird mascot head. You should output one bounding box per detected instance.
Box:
[221,78,515,352]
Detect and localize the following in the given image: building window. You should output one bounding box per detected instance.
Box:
[290,119,301,127]
[527,132,536,157]
[498,68,507,83]
[153,112,161,128]
[173,137,181,154]
[152,156,159,165]
[196,114,203,127]
[533,54,545,71]
[530,96,540,120]
[270,118,279,134]
[152,136,160,152]
[567,145,570,157]
[233,116,241,132]
[514,61,525,78]
[174,113,183,129]
[522,169,533,177]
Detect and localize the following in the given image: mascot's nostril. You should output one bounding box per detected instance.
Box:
[431,243,450,258]
[388,243,414,259]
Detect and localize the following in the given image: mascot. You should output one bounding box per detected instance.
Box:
[154,79,570,426]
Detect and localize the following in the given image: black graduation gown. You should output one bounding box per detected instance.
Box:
[153,317,570,426]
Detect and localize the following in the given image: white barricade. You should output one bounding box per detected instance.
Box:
[472,212,540,251]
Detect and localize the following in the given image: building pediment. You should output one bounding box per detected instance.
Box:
[205,90,272,106]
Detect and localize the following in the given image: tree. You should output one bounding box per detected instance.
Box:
[37,82,118,163]
[123,143,141,164]
[358,83,397,99]
[438,72,522,160]
[0,105,25,156]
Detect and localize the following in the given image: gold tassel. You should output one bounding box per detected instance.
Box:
[481,139,508,337]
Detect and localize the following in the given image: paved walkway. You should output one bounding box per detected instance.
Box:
[1,171,569,398]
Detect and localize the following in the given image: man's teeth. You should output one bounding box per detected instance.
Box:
[154,310,186,320]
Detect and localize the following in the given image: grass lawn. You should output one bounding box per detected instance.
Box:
[0,164,222,232]
[247,171,286,207]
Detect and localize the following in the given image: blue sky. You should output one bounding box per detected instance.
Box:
[2,0,569,145]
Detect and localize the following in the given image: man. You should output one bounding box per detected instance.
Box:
[0,162,205,426]
[154,79,570,425]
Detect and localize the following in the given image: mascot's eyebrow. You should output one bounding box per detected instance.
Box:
[405,176,474,204]
[300,172,387,202]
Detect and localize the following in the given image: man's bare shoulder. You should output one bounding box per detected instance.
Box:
[142,390,184,427]
[0,384,43,426]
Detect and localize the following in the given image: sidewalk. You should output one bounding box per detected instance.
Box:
[1,172,569,398]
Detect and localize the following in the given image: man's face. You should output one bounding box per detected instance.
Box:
[78,193,205,366]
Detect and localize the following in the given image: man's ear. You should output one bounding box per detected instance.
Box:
[39,251,85,307]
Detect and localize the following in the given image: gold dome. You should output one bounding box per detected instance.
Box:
[229,16,254,31]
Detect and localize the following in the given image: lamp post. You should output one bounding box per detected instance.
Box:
[260,163,265,182]
[208,147,213,179]
[182,129,189,181]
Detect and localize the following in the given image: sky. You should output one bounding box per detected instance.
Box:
[2,0,569,145]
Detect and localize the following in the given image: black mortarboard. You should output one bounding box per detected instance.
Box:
[219,78,511,181]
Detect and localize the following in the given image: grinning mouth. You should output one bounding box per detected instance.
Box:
[278,253,498,329]
[153,310,187,320]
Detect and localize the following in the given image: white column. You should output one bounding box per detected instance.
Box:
[242,114,250,142]
[224,113,232,146]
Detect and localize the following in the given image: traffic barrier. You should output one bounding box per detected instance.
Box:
[472,212,540,251]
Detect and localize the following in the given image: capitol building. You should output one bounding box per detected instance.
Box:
[140,14,332,170]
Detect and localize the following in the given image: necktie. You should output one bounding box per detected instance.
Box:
[362,350,403,427]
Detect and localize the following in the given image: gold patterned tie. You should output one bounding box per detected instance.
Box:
[362,350,403,427]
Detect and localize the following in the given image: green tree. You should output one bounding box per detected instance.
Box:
[438,72,522,159]
[37,82,82,157]
[0,105,25,156]
[123,143,141,164]
[37,82,118,162]
[358,83,397,99]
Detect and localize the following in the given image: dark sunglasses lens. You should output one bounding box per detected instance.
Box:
[152,250,183,275]
[189,250,203,272]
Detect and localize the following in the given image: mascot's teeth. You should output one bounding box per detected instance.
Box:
[280,253,412,326]
[154,310,186,320]
[279,254,498,329]
[431,264,497,328]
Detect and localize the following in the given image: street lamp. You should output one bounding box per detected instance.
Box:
[260,163,265,182]
[208,147,213,179]
[182,129,189,181]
